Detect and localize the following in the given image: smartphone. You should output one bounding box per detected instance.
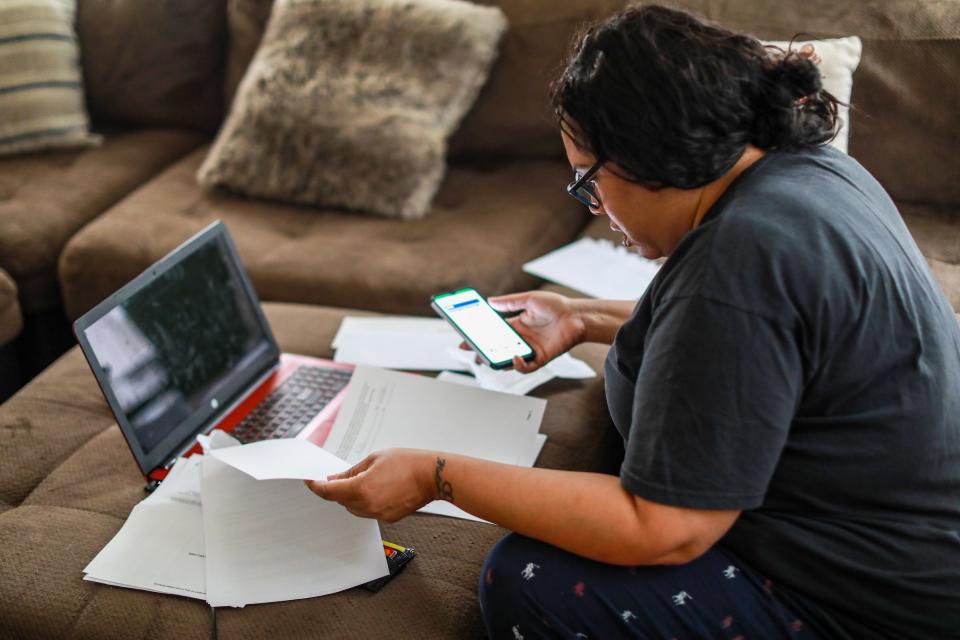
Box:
[430,288,535,370]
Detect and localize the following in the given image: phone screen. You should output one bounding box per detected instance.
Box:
[432,289,534,367]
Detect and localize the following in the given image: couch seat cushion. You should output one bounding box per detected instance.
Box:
[0,268,21,346]
[0,348,116,507]
[1,302,617,639]
[0,128,206,312]
[60,147,588,319]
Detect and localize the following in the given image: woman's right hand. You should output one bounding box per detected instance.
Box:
[484,291,586,373]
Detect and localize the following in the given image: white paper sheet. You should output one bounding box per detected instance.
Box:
[196,428,242,453]
[331,316,456,348]
[446,350,595,396]
[447,348,553,395]
[436,371,480,387]
[83,455,207,600]
[332,316,465,371]
[523,237,661,299]
[209,438,349,481]
[334,334,464,371]
[323,365,545,466]
[417,433,548,523]
[545,353,596,379]
[201,454,388,608]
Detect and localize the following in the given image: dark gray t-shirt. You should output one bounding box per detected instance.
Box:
[605,146,960,639]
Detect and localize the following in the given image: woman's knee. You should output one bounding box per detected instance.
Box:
[480,533,534,601]
[479,534,554,631]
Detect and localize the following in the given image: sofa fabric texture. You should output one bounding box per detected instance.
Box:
[0,302,618,639]
[0,0,100,157]
[901,202,960,312]
[63,147,587,320]
[0,127,206,313]
[223,0,274,106]
[199,0,507,220]
[0,269,22,346]
[76,0,227,133]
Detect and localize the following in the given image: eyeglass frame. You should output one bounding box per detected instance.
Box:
[566,158,605,209]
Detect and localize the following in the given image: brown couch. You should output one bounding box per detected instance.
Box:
[0,0,226,376]
[0,268,23,402]
[0,303,620,639]
[54,0,960,321]
[0,269,21,350]
[1,0,959,638]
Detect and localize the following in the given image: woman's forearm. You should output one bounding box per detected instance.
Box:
[571,299,637,344]
[427,452,726,566]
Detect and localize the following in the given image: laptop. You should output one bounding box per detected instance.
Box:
[74,220,354,485]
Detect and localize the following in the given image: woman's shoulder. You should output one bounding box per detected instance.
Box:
[711,146,899,259]
[658,146,903,323]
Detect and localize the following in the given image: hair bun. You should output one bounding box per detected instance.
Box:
[765,53,822,100]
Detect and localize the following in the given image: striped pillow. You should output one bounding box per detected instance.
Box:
[0,0,100,157]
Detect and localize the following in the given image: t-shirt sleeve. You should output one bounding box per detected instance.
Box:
[620,294,803,510]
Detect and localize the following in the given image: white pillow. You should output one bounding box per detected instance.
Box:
[764,36,862,154]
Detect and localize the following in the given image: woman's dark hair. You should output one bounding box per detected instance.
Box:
[550,4,842,190]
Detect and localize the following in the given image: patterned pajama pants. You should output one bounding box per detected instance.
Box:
[478,534,829,640]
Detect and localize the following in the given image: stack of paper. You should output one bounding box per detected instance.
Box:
[84,454,207,600]
[523,237,662,299]
[442,348,594,396]
[84,436,389,608]
[332,316,463,371]
[202,441,388,607]
[323,365,545,466]
[84,364,557,606]
[331,315,596,395]
[322,365,551,523]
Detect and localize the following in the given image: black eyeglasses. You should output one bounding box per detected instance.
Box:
[566,159,604,210]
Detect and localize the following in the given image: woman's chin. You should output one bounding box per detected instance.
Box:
[636,243,661,260]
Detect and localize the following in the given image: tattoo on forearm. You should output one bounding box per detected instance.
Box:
[434,457,454,502]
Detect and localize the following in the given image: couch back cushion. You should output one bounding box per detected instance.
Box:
[224,0,274,107]
[678,0,960,208]
[77,0,227,132]
[224,0,960,207]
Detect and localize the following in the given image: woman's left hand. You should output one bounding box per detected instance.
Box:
[305,448,437,522]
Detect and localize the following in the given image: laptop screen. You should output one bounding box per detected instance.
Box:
[75,223,279,474]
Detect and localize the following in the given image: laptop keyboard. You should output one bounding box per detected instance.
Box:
[230,365,352,443]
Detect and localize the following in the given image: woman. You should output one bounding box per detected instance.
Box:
[307,6,960,638]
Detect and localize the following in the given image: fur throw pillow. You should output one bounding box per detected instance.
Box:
[197,0,507,220]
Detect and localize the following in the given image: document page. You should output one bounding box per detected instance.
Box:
[332,316,464,371]
[202,455,388,608]
[323,365,546,465]
[83,455,206,599]
[331,316,456,349]
[523,237,661,299]
[209,438,349,481]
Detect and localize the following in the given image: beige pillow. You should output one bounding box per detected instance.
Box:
[198,0,508,220]
[0,0,100,157]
